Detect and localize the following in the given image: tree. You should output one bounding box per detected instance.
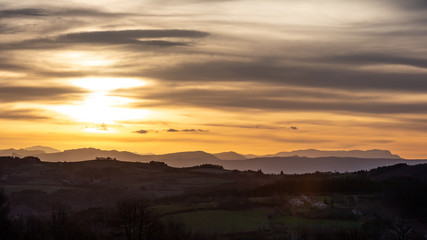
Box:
[0,187,12,240]
[50,204,70,240]
[115,199,159,240]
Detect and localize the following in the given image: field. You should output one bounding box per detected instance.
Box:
[166,209,271,234]
[156,198,361,235]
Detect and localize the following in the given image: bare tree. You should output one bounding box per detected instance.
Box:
[115,199,158,240]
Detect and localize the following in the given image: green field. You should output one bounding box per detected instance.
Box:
[166,209,271,234]
[151,202,218,215]
[164,207,360,235]
[272,215,359,229]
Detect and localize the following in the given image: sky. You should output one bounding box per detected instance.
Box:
[1,0,427,158]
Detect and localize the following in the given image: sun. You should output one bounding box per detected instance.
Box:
[51,77,149,127]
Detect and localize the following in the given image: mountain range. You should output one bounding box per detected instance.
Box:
[1,146,425,174]
[244,149,401,159]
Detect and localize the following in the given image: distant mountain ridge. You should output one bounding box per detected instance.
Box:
[1,147,423,173]
[25,146,60,153]
[214,151,246,160]
[0,146,60,157]
[0,148,45,157]
[247,149,401,159]
[31,148,220,168]
[220,156,426,174]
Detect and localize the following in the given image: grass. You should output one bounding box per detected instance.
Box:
[2,184,80,194]
[272,215,359,229]
[166,209,271,234]
[163,205,360,235]
[151,202,218,215]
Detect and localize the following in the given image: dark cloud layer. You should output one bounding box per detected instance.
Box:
[1,29,209,50]
[0,109,50,120]
[0,8,48,17]
[132,88,427,114]
[144,60,427,93]
[387,0,427,9]
[60,29,209,42]
[0,7,126,18]
[325,53,427,69]
[0,86,87,103]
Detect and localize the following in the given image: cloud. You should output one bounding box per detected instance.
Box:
[167,128,179,132]
[181,129,208,132]
[0,86,87,103]
[0,8,48,17]
[166,128,208,133]
[134,129,149,134]
[83,123,109,132]
[0,7,128,18]
[204,123,293,130]
[290,117,427,133]
[129,87,427,115]
[60,29,208,41]
[1,29,209,50]
[99,123,108,131]
[133,128,209,134]
[323,53,427,69]
[385,0,427,9]
[143,60,427,93]
[0,109,50,120]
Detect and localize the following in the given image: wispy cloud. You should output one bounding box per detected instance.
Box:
[133,128,209,134]
[0,86,87,103]
[0,109,50,120]
[1,29,209,50]
[143,60,427,93]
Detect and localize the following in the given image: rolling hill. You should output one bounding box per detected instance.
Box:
[1,147,425,173]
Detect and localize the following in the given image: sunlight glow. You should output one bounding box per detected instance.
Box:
[53,93,149,124]
[51,77,149,126]
[72,77,146,91]
[59,51,114,67]
[83,124,113,133]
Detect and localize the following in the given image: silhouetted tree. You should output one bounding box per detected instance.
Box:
[114,199,159,240]
[0,187,12,240]
[50,204,70,240]
[19,216,49,240]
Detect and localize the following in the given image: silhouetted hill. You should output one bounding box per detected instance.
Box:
[214,151,246,160]
[38,148,152,162]
[156,151,220,167]
[2,147,423,174]
[31,148,219,168]
[220,156,427,174]
[368,163,427,181]
[249,149,401,159]
[0,156,41,167]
